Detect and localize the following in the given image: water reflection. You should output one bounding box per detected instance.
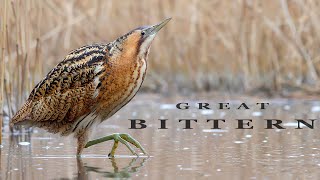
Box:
[77,157,148,179]
[3,132,149,179]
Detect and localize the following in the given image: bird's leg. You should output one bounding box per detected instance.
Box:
[76,130,89,156]
[110,140,119,157]
[84,133,147,157]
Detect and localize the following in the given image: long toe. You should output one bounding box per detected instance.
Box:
[84,133,147,157]
[120,133,147,155]
[117,135,137,156]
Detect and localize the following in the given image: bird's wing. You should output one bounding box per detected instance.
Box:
[11,44,108,129]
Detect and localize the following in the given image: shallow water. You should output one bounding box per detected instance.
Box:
[2,94,320,179]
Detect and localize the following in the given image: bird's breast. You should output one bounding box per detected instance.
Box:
[96,57,147,121]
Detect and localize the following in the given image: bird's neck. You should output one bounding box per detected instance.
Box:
[108,40,148,64]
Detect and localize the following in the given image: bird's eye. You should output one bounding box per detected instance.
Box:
[141,31,145,36]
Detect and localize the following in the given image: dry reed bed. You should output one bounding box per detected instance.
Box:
[1,0,320,120]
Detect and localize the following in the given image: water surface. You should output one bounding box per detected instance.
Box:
[2,94,320,179]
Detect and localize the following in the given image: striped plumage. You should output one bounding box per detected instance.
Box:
[10,18,171,155]
[14,44,108,135]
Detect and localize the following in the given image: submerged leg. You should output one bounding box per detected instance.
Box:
[84,133,147,157]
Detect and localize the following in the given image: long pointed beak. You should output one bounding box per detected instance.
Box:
[146,18,172,36]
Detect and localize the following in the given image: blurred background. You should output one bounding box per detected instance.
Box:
[2,0,320,115]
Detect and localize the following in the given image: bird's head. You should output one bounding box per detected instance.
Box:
[109,18,171,60]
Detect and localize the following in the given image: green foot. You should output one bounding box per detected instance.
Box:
[85,133,147,157]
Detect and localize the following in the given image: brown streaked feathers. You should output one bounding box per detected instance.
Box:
[10,29,149,137]
[10,44,109,135]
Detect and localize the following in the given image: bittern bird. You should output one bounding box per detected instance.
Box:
[10,18,171,156]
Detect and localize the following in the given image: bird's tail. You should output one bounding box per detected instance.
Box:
[10,100,33,128]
